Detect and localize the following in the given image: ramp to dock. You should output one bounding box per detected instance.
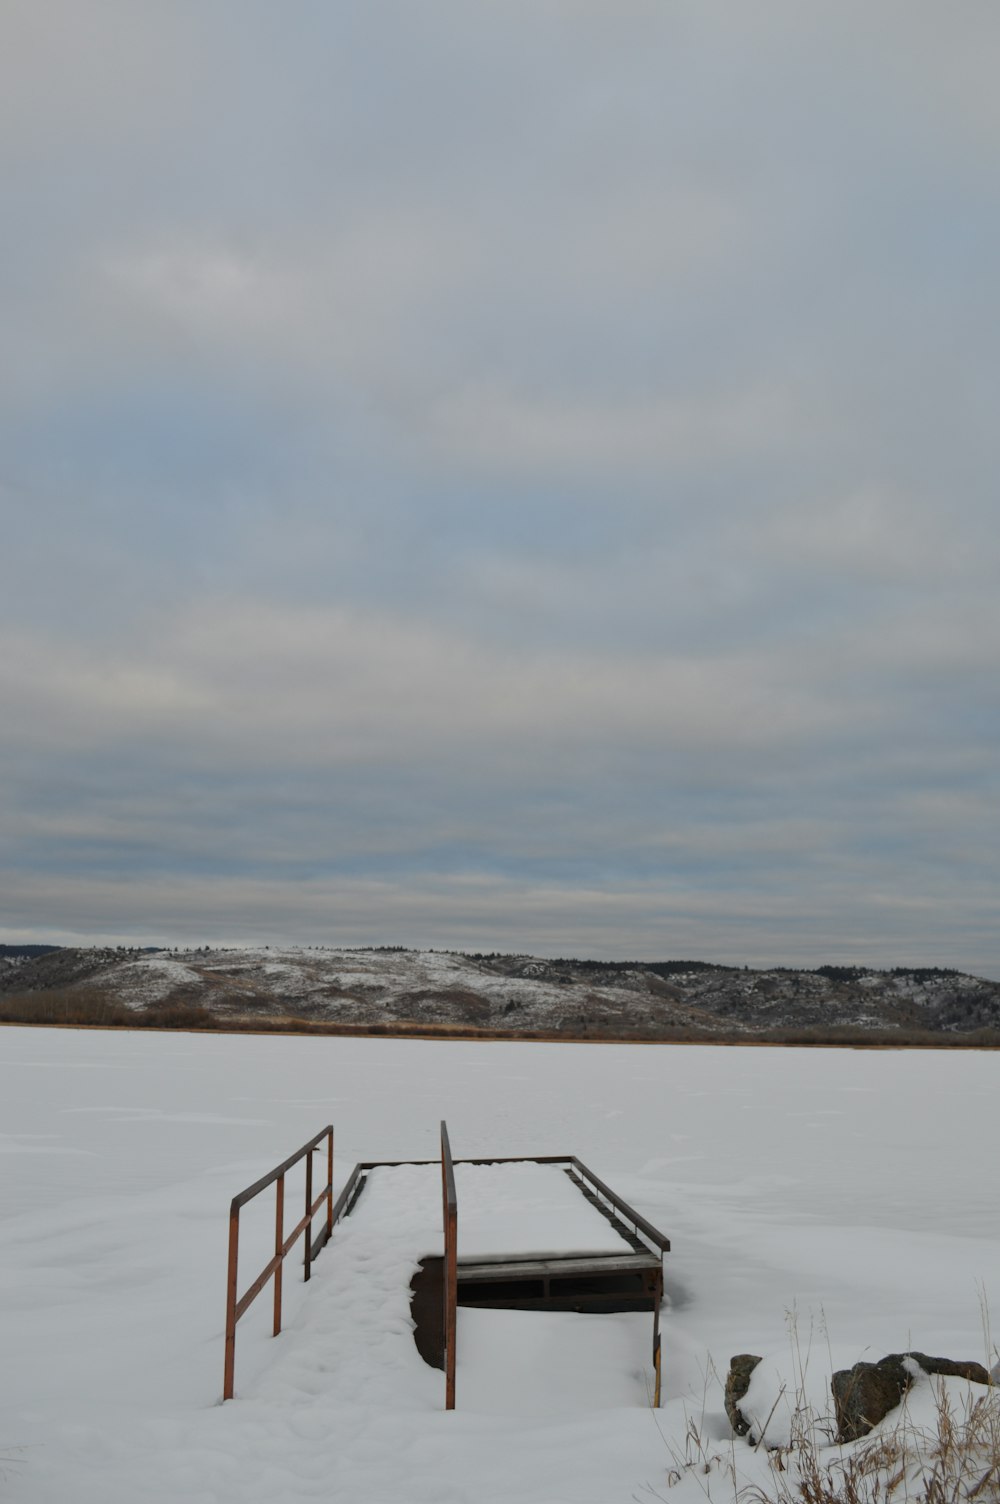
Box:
[223,1127,669,1410]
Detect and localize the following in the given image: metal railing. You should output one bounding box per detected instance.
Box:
[432,1151,670,1255]
[222,1132,669,1409]
[223,1125,334,1400]
[566,1155,666,1406]
[440,1121,458,1410]
[566,1157,671,1254]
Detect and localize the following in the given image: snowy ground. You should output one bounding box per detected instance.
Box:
[1,1028,998,1503]
[114,944,656,1024]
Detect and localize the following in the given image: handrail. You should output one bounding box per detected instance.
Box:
[396,1150,669,1253]
[221,1136,668,1408]
[440,1121,457,1410]
[346,1148,669,1254]
[330,1161,366,1225]
[223,1125,334,1400]
[569,1157,670,1253]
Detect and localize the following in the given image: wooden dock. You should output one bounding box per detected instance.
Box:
[223,1125,670,1408]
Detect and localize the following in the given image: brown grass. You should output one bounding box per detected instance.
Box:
[744,1380,1000,1504]
[0,987,133,1028]
[0,988,218,1031]
[663,1357,1000,1504]
[1,988,998,1047]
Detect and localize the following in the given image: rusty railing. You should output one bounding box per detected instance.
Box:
[442,1150,668,1406]
[440,1120,457,1410]
[568,1156,667,1406]
[223,1125,334,1400]
[566,1158,671,1254]
[223,1133,669,1409]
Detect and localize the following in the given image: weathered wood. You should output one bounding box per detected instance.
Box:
[456,1252,660,1282]
[410,1258,446,1368]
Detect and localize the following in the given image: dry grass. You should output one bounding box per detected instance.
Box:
[651,1384,1000,1504]
[0,987,132,1028]
[1,986,999,1047]
[651,1312,1000,1504]
[0,988,218,1031]
[749,1381,1000,1504]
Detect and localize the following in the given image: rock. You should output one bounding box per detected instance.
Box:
[906,1353,991,1385]
[832,1358,910,1441]
[725,1354,762,1436]
[832,1353,992,1441]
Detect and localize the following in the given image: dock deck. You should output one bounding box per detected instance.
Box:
[223,1128,670,1408]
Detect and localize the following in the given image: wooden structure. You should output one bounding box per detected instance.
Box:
[223,1122,670,1408]
[410,1134,669,1409]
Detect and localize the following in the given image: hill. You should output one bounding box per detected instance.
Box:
[3,945,1000,1042]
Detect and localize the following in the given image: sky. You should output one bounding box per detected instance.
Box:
[2,2,999,973]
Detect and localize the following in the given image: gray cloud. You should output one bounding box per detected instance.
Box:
[2,2,999,973]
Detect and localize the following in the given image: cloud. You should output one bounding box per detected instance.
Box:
[0,3,192,160]
[0,593,884,780]
[424,382,805,476]
[2,866,997,977]
[2,2,1000,972]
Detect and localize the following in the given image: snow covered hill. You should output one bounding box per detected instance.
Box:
[3,944,999,1040]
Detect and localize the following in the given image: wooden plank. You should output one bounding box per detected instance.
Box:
[458,1292,657,1313]
[456,1252,660,1282]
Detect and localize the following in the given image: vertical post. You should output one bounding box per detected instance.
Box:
[441,1120,457,1410]
[223,1203,240,1400]
[326,1128,334,1242]
[304,1150,313,1282]
[273,1173,285,1336]
[652,1262,663,1408]
[445,1198,457,1410]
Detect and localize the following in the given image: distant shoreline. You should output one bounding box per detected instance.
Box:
[3,1016,998,1050]
[6,945,1000,1045]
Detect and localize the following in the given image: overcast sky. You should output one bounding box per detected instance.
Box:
[3,2,999,972]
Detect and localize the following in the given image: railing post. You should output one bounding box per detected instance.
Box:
[222,1125,334,1400]
[304,1150,313,1282]
[327,1128,334,1242]
[652,1263,663,1408]
[441,1120,457,1410]
[223,1203,240,1400]
[273,1173,285,1336]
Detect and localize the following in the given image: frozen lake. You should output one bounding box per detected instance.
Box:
[0,1027,997,1502]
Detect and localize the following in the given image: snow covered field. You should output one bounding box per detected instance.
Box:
[1,1027,997,1503]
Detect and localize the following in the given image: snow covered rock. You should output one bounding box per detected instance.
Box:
[733,1348,844,1447]
[832,1353,992,1441]
[725,1350,992,1446]
[724,1353,762,1436]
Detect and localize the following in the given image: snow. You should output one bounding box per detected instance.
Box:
[740,1345,852,1448]
[452,1162,632,1257]
[0,1029,998,1503]
[111,944,685,1025]
[348,1160,630,1267]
